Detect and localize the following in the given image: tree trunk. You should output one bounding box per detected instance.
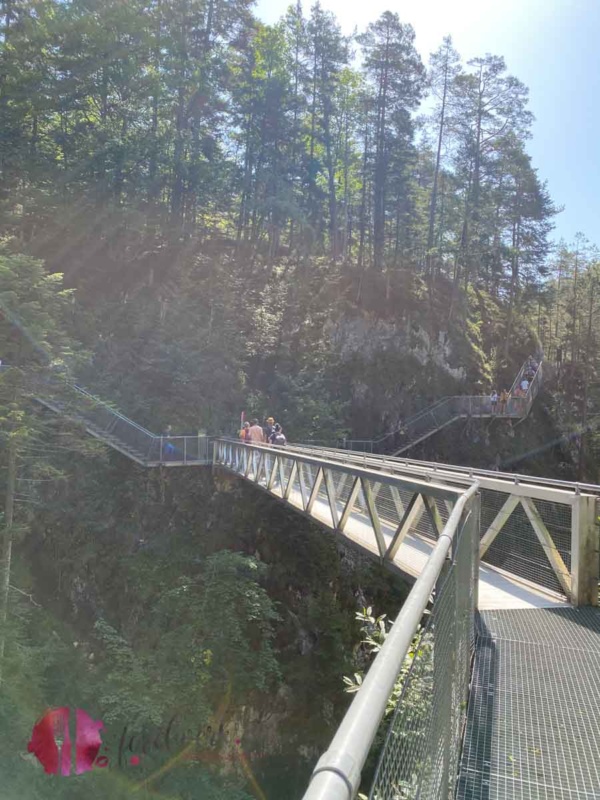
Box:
[464,67,483,291]
[358,115,369,269]
[427,45,450,280]
[571,244,580,362]
[373,42,389,271]
[323,98,338,261]
[503,217,520,361]
[148,0,162,227]
[0,435,17,686]
[171,86,186,232]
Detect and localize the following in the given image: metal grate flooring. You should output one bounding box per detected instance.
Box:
[457,608,600,800]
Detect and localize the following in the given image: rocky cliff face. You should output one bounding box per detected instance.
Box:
[326,316,466,381]
[325,315,467,438]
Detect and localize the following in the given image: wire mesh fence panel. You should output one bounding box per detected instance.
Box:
[413,497,451,543]
[246,449,258,482]
[372,482,404,529]
[368,503,477,800]
[266,453,281,494]
[176,435,211,463]
[351,480,369,520]
[146,437,161,462]
[290,462,305,507]
[332,470,354,508]
[343,440,375,453]
[529,496,572,570]
[480,488,572,596]
[280,455,295,495]
[369,631,435,800]
[297,461,313,508]
[257,451,266,484]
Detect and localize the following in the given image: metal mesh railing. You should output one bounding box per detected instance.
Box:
[212,440,479,800]
[294,484,480,800]
[15,369,214,466]
[342,357,542,455]
[214,439,463,570]
[368,495,478,800]
[285,442,583,601]
[479,488,572,596]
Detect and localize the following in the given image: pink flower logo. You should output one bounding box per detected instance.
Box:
[28,708,104,776]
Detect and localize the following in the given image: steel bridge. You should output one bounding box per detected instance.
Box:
[4,365,600,800]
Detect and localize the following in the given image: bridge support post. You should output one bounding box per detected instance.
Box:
[472,491,481,615]
[571,494,599,606]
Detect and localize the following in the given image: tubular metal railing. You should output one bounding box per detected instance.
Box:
[302,484,480,800]
[212,439,482,798]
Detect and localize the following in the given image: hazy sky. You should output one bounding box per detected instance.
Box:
[255,0,600,247]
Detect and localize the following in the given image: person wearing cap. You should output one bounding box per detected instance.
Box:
[240,421,250,442]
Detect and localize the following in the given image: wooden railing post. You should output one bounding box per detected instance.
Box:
[571,494,599,606]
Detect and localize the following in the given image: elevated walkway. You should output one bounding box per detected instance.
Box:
[19,372,212,466]
[343,356,543,455]
[213,440,583,610]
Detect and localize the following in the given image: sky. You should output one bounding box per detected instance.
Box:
[255,0,600,247]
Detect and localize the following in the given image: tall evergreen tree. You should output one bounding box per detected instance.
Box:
[358,12,425,271]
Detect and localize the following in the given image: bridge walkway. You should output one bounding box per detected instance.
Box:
[265,451,566,612]
[458,606,600,800]
[268,474,565,612]
[215,442,599,799]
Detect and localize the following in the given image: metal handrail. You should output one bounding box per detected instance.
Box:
[286,440,600,496]
[216,438,463,501]
[0,365,213,465]
[71,382,155,437]
[373,397,455,447]
[302,483,480,800]
[343,357,543,454]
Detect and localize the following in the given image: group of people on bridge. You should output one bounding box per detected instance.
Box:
[240,416,287,447]
[490,357,539,416]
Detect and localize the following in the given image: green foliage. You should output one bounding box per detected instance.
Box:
[155,551,282,699]
[343,607,424,717]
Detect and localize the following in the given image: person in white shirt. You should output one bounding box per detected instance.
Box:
[490,390,498,413]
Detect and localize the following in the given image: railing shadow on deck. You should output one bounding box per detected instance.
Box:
[455,614,497,800]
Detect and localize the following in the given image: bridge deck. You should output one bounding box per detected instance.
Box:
[458,607,600,800]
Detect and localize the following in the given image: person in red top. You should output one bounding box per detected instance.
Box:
[247,419,265,443]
